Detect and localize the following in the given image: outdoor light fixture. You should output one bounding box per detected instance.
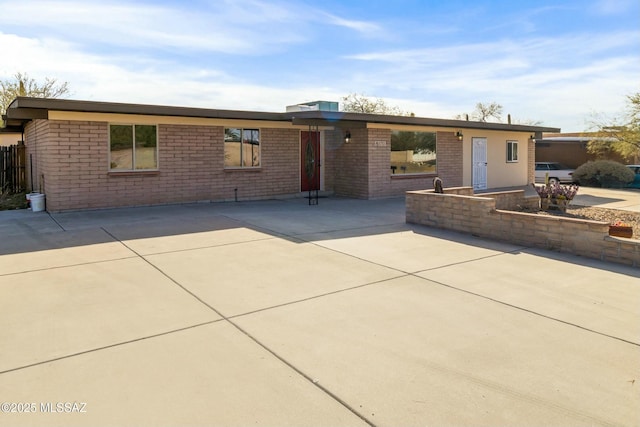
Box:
[456,131,463,141]
[344,131,351,143]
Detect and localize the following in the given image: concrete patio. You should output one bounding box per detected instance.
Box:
[0,196,638,426]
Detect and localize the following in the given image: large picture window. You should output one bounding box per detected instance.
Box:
[390,130,436,174]
[224,128,260,168]
[109,124,158,170]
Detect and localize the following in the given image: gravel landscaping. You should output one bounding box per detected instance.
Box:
[535,204,640,239]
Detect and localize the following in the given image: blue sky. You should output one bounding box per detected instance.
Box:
[1,0,638,131]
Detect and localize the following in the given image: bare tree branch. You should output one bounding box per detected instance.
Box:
[1,72,70,115]
[341,93,409,116]
[587,90,640,161]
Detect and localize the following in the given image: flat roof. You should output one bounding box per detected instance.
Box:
[3,97,561,133]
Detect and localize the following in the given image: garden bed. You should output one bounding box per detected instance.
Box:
[513,204,640,239]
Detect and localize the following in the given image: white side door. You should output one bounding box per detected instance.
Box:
[472,137,487,191]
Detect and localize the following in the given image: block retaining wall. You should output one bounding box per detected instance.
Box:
[406,187,640,267]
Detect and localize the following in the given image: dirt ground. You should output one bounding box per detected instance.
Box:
[0,191,28,210]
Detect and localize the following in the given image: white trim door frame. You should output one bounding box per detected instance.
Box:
[472,137,487,191]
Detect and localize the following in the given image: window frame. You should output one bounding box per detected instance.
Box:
[389,130,438,176]
[224,127,261,169]
[108,123,159,171]
[506,140,518,163]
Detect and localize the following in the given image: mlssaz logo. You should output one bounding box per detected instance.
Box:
[40,402,87,413]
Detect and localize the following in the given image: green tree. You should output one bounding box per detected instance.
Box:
[391,131,435,154]
[341,93,410,116]
[588,91,640,161]
[1,72,70,116]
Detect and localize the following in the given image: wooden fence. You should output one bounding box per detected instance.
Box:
[0,143,26,194]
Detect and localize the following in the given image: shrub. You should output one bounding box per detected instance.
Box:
[532,183,579,200]
[572,160,635,188]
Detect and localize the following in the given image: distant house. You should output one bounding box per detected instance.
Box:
[2,97,559,211]
[536,132,632,168]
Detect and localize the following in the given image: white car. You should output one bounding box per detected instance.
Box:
[535,162,575,184]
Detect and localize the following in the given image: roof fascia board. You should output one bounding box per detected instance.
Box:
[11,97,560,133]
[286,110,559,133]
[4,108,48,120]
[11,97,288,122]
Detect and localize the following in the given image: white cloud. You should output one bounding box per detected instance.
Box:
[320,12,382,35]
[0,31,341,113]
[342,30,640,131]
[1,1,638,133]
[0,0,308,54]
[0,0,382,54]
[591,0,636,15]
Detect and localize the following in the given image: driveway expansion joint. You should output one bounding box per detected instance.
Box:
[99,225,379,426]
[46,212,66,231]
[0,319,224,376]
[416,274,640,348]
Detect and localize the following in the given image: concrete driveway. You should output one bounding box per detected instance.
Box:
[573,187,640,212]
[1,197,639,427]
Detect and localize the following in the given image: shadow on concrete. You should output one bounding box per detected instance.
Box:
[1,197,638,279]
[572,195,626,207]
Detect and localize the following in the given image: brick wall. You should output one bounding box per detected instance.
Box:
[24,120,50,195]
[25,120,300,211]
[434,131,463,188]
[330,127,370,198]
[323,129,340,193]
[480,189,539,210]
[367,128,391,198]
[406,188,640,267]
[528,139,535,184]
[387,131,464,197]
[328,129,464,199]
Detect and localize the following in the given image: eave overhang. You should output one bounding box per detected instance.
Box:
[4,97,561,134]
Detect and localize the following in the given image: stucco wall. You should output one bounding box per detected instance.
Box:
[461,131,534,189]
[0,133,21,147]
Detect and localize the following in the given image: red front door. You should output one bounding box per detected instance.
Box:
[301,131,320,191]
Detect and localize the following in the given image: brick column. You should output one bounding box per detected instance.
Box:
[528,138,535,184]
[436,131,463,187]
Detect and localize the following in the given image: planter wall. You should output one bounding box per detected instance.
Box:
[407,187,640,268]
